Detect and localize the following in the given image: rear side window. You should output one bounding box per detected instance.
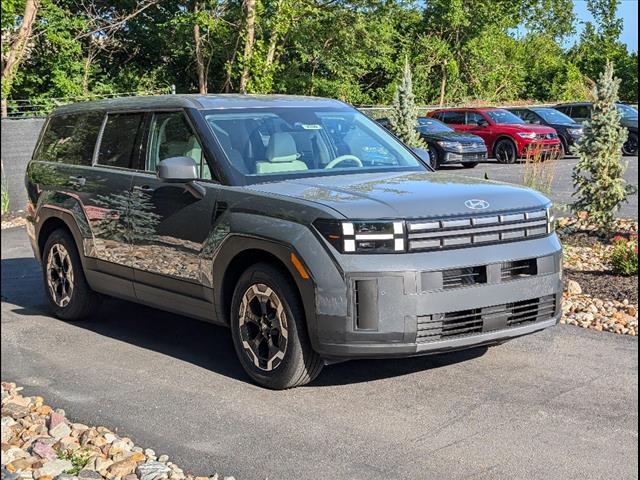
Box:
[465,112,485,125]
[439,111,465,124]
[571,105,590,119]
[35,112,103,165]
[97,113,145,169]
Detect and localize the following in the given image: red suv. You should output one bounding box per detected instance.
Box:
[429,108,561,163]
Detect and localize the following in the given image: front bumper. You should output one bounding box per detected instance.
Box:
[520,141,562,157]
[311,235,563,359]
[442,150,487,164]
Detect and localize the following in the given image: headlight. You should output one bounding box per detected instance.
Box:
[314,219,405,253]
[517,132,537,139]
[568,127,583,137]
[437,141,462,149]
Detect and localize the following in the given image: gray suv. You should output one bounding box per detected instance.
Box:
[25,95,563,389]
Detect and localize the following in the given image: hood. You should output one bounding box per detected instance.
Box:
[549,122,581,129]
[247,171,550,219]
[420,131,484,143]
[496,123,557,134]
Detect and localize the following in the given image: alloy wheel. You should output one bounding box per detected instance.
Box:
[238,283,289,371]
[46,243,74,307]
[495,142,516,163]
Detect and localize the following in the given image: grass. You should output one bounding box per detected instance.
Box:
[521,145,561,196]
[55,448,92,475]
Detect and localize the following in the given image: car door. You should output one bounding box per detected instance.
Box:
[129,110,220,304]
[464,111,495,150]
[82,111,145,280]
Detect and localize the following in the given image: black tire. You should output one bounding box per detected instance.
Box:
[428,145,440,170]
[559,138,568,159]
[494,138,518,164]
[230,262,323,389]
[42,228,100,321]
[622,132,638,156]
[461,162,478,169]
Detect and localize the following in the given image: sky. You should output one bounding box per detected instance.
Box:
[572,0,638,51]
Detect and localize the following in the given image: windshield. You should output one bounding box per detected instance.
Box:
[203,107,425,181]
[616,104,638,119]
[532,108,575,124]
[417,117,454,133]
[485,109,525,125]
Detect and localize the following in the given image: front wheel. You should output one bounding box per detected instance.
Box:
[230,263,323,389]
[42,228,100,320]
[622,132,638,156]
[494,139,518,164]
[428,146,441,170]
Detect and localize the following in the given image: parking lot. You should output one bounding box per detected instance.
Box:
[440,156,638,219]
[1,225,638,480]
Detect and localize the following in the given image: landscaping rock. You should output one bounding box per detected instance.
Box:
[135,462,171,480]
[33,460,73,479]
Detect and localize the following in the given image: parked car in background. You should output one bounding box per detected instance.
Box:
[377,117,487,169]
[507,107,583,157]
[428,108,561,164]
[554,102,638,156]
[25,94,562,389]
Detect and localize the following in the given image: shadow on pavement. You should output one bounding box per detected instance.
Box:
[2,256,488,387]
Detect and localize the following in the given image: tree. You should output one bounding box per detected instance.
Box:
[572,62,636,230]
[239,0,256,93]
[1,0,39,117]
[388,58,425,148]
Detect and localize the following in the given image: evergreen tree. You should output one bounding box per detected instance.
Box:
[388,58,426,149]
[571,62,636,230]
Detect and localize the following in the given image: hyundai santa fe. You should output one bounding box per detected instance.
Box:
[25,95,563,389]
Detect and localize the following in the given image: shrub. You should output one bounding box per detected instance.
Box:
[388,58,426,149]
[1,161,8,215]
[610,234,638,276]
[571,62,636,231]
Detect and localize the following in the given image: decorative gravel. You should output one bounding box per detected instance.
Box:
[0,383,236,480]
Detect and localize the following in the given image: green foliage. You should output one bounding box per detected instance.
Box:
[610,234,638,276]
[1,0,638,109]
[388,59,425,148]
[572,62,636,230]
[1,162,9,215]
[55,448,92,475]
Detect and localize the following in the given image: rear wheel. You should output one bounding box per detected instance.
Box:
[42,229,100,320]
[494,139,518,164]
[622,132,638,156]
[230,263,323,389]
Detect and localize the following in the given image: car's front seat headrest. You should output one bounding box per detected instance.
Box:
[266,132,299,163]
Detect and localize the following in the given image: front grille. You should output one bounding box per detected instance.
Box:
[416,295,556,343]
[407,209,548,252]
[459,142,486,152]
[536,133,558,140]
[501,259,537,280]
[442,266,487,289]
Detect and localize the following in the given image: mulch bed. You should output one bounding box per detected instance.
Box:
[565,269,638,304]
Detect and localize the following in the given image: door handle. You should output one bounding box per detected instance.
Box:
[68,175,86,187]
[132,185,155,193]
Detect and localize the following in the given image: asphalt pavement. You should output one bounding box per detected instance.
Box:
[1,227,638,479]
[439,156,638,219]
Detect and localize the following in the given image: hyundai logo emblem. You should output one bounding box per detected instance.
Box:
[465,199,490,210]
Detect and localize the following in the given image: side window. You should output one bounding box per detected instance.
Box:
[440,111,465,125]
[147,112,211,180]
[556,106,570,116]
[572,105,590,119]
[34,112,103,165]
[97,113,144,169]
[465,112,485,125]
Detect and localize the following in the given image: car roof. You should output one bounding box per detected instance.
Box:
[51,94,349,116]
[554,102,591,107]
[431,107,502,112]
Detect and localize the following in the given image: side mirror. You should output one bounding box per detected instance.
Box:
[477,119,489,127]
[157,156,198,183]
[156,156,204,198]
[411,147,432,168]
